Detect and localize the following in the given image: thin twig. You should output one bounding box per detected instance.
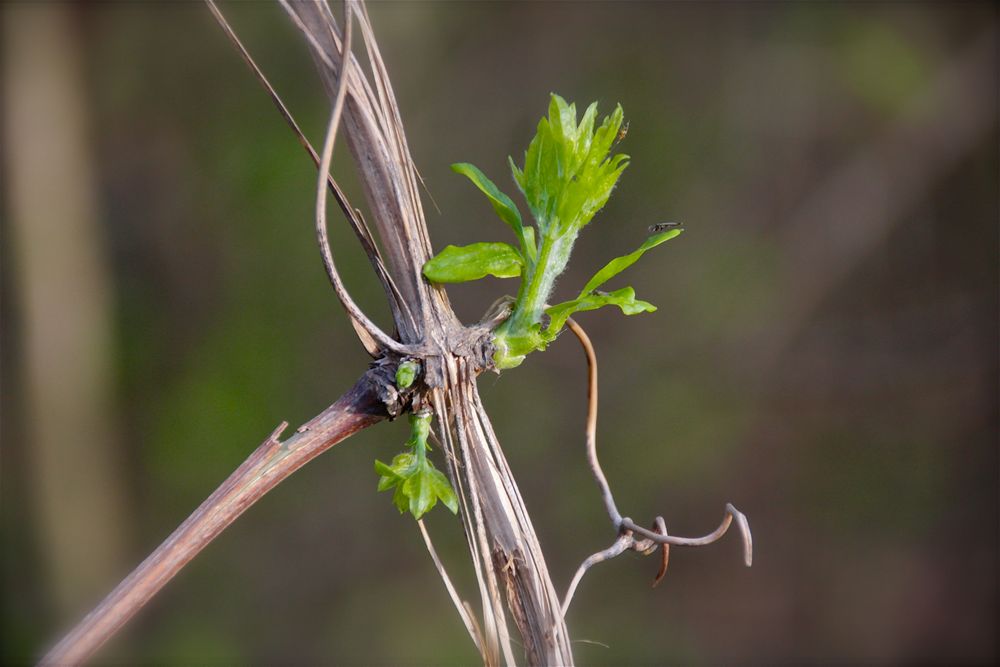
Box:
[205,0,413,351]
[282,0,445,336]
[559,318,752,617]
[313,0,413,357]
[560,534,630,617]
[417,519,483,654]
[40,374,388,666]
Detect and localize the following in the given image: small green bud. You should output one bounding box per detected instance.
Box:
[395,360,420,389]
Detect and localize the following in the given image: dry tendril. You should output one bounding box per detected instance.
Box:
[559,317,753,618]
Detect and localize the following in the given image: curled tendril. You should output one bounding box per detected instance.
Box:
[559,318,752,618]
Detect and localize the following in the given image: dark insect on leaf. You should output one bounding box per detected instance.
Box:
[616,120,630,144]
[648,221,684,233]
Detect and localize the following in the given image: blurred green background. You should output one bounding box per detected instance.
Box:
[2,1,996,664]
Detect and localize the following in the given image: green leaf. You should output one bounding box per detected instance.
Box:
[403,463,460,519]
[375,453,415,492]
[390,451,416,471]
[404,468,436,519]
[510,94,628,238]
[473,95,673,371]
[374,460,399,491]
[423,243,523,283]
[392,483,410,514]
[427,466,459,514]
[497,95,632,365]
[579,228,682,296]
[544,286,656,338]
[380,456,459,520]
[375,413,457,520]
[451,163,527,250]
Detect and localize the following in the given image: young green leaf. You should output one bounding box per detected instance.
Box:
[497,95,631,355]
[403,468,436,519]
[392,483,410,515]
[375,462,399,492]
[375,454,409,493]
[428,466,459,514]
[451,163,534,259]
[376,457,459,519]
[375,413,458,519]
[510,94,628,239]
[578,228,683,296]
[423,242,523,283]
[544,286,656,338]
[442,95,673,370]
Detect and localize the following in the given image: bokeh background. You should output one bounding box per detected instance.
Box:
[2,1,997,664]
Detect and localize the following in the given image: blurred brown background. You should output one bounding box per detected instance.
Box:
[2,1,997,664]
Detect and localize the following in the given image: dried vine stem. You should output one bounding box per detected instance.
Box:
[279,0,457,345]
[560,318,753,616]
[417,519,484,654]
[281,3,574,663]
[40,371,391,666]
[205,0,414,353]
[312,0,415,358]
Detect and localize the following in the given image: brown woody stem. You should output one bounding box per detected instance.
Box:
[41,372,388,666]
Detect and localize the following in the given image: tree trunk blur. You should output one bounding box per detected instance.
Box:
[2,2,131,624]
